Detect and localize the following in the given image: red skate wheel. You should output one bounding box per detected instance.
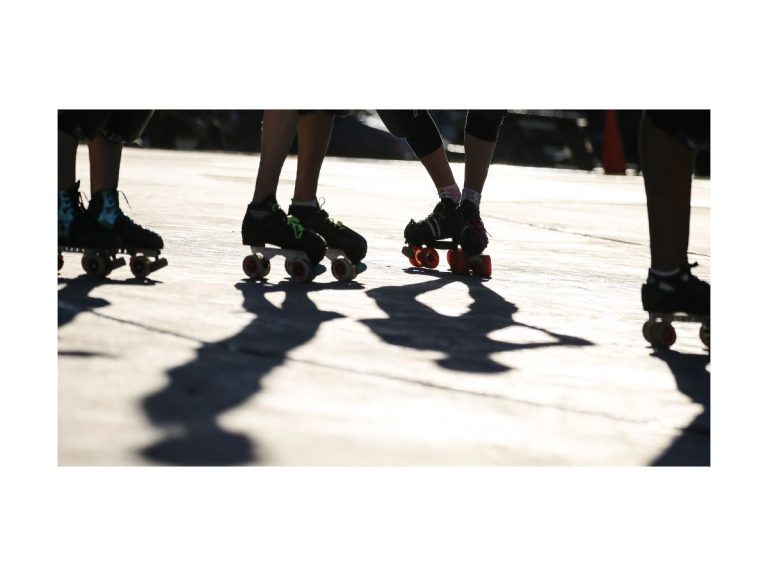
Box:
[650,321,676,348]
[130,255,150,279]
[451,249,469,275]
[412,248,424,267]
[243,255,258,278]
[642,320,653,343]
[479,254,492,278]
[422,247,439,268]
[446,249,454,267]
[332,257,353,281]
[243,255,270,278]
[289,258,311,282]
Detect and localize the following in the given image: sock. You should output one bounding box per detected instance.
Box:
[437,184,461,204]
[291,198,319,209]
[461,187,481,207]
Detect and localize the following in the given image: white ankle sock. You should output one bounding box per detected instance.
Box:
[437,184,461,203]
[291,198,319,208]
[461,187,481,207]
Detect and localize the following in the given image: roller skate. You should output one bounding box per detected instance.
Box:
[641,262,710,349]
[288,201,367,281]
[58,181,123,277]
[241,195,327,282]
[402,197,458,270]
[84,189,168,279]
[401,197,492,278]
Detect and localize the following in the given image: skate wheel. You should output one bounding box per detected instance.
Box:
[479,254,492,278]
[421,247,439,269]
[331,257,355,281]
[642,320,653,343]
[288,257,311,282]
[700,324,710,348]
[130,255,150,279]
[450,249,470,275]
[81,253,109,277]
[58,253,63,271]
[446,249,454,267]
[243,255,270,279]
[412,247,424,267]
[650,321,676,348]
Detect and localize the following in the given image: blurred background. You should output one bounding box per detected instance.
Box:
[139,110,710,177]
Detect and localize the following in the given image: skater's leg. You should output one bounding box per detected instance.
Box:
[286,112,366,263]
[85,112,163,250]
[455,111,505,254]
[252,110,300,204]
[58,131,78,190]
[419,147,458,192]
[88,134,122,194]
[639,110,710,315]
[640,112,697,272]
[294,111,334,203]
[462,110,505,201]
[377,110,458,194]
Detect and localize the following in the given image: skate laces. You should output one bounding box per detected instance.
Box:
[285,215,305,239]
[682,262,709,287]
[317,198,345,229]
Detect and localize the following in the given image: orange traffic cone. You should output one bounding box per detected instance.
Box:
[602,110,626,175]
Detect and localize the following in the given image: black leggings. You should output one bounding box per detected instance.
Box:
[377,110,506,158]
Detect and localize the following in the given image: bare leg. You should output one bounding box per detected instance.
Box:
[88,135,122,193]
[294,112,334,202]
[58,131,78,189]
[418,146,457,190]
[640,114,696,270]
[463,132,497,193]
[252,110,300,204]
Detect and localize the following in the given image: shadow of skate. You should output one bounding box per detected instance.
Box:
[140,280,356,465]
[650,348,710,466]
[58,274,160,332]
[363,275,592,374]
[58,276,112,329]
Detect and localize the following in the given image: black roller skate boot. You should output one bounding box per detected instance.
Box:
[241,195,327,282]
[456,199,488,255]
[58,181,120,274]
[288,201,367,281]
[401,197,460,271]
[86,189,167,279]
[403,197,459,246]
[641,262,710,349]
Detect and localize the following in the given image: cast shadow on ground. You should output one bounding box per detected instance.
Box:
[140,279,362,465]
[362,270,593,374]
[58,274,160,329]
[650,348,710,466]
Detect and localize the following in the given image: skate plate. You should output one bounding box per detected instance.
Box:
[643,312,710,349]
[58,245,167,279]
[243,245,326,282]
[325,248,367,281]
[402,241,491,278]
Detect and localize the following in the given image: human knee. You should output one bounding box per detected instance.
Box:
[377,110,443,157]
[465,110,506,142]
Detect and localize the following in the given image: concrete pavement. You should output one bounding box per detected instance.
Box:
[57,147,710,465]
